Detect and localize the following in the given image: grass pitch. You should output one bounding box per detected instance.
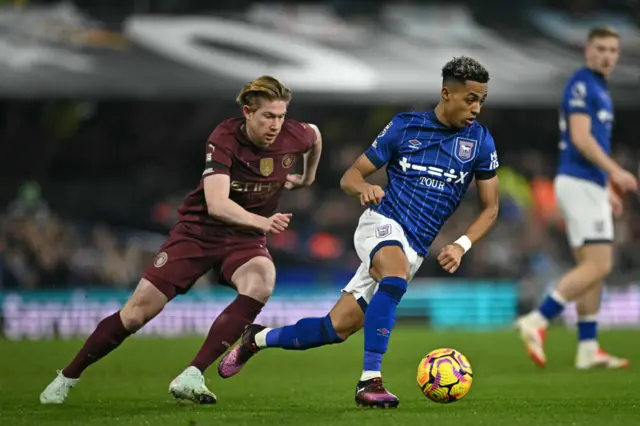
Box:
[1,326,638,426]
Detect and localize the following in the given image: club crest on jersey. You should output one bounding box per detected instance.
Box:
[154,252,168,268]
[260,158,274,176]
[454,137,478,163]
[375,224,392,238]
[282,154,295,169]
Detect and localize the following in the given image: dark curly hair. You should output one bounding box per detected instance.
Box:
[442,57,490,85]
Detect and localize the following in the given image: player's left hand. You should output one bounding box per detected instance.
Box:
[284,174,313,190]
[437,244,465,274]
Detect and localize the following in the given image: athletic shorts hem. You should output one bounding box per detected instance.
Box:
[369,240,404,264]
[142,272,181,300]
[582,239,614,245]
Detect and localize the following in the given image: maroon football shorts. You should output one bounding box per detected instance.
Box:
[142,222,271,300]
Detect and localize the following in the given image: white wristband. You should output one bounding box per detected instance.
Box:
[454,235,472,253]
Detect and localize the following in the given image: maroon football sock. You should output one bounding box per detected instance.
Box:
[190,294,264,372]
[62,311,132,379]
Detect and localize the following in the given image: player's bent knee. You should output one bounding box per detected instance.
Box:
[580,255,613,281]
[330,306,364,340]
[376,270,410,282]
[595,258,613,279]
[120,278,168,331]
[233,256,276,303]
[579,244,613,280]
[241,282,274,304]
[371,245,410,280]
[590,263,612,282]
[119,308,147,332]
[120,302,162,331]
[329,293,365,339]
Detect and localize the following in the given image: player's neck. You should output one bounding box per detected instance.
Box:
[241,123,268,148]
[433,104,453,128]
[586,64,607,80]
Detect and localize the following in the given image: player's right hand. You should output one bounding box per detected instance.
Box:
[610,192,623,218]
[263,213,292,234]
[359,184,385,206]
[610,167,638,194]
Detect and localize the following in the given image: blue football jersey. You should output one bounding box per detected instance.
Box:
[364,111,499,256]
[558,67,614,187]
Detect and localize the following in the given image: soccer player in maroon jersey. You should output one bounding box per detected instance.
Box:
[40,76,323,405]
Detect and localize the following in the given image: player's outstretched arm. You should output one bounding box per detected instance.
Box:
[437,175,499,274]
[204,174,291,234]
[285,123,323,190]
[569,114,638,192]
[340,154,385,206]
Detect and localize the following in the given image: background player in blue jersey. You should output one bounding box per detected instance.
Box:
[517,27,638,370]
[218,57,500,408]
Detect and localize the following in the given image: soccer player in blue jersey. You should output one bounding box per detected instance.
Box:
[517,26,638,369]
[218,57,500,408]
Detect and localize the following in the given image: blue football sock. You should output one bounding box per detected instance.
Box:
[578,319,597,341]
[363,351,383,373]
[538,292,566,321]
[265,315,343,350]
[363,276,407,372]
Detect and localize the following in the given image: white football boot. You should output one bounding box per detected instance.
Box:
[168,366,217,404]
[576,342,630,370]
[515,313,547,367]
[40,370,78,404]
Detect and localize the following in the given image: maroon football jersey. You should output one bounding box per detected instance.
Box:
[176,118,316,237]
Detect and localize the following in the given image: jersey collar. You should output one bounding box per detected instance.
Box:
[585,66,607,86]
[427,110,455,131]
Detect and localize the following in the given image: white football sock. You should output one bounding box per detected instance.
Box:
[578,314,597,322]
[360,371,382,381]
[527,310,550,329]
[254,328,271,348]
[578,339,599,356]
[577,315,598,355]
[551,290,568,305]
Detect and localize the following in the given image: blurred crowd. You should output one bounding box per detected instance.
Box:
[0,182,161,289]
[1,100,640,292]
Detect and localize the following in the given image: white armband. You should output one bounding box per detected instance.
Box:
[454,235,472,253]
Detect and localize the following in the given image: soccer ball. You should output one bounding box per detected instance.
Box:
[416,348,473,403]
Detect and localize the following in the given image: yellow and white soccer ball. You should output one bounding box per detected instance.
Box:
[417,348,473,403]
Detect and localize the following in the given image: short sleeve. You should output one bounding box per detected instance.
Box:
[300,122,317,153]
[473,128,499,179]
[202,127,234,178]
[563,80,591,116]
[364,115,403,168]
